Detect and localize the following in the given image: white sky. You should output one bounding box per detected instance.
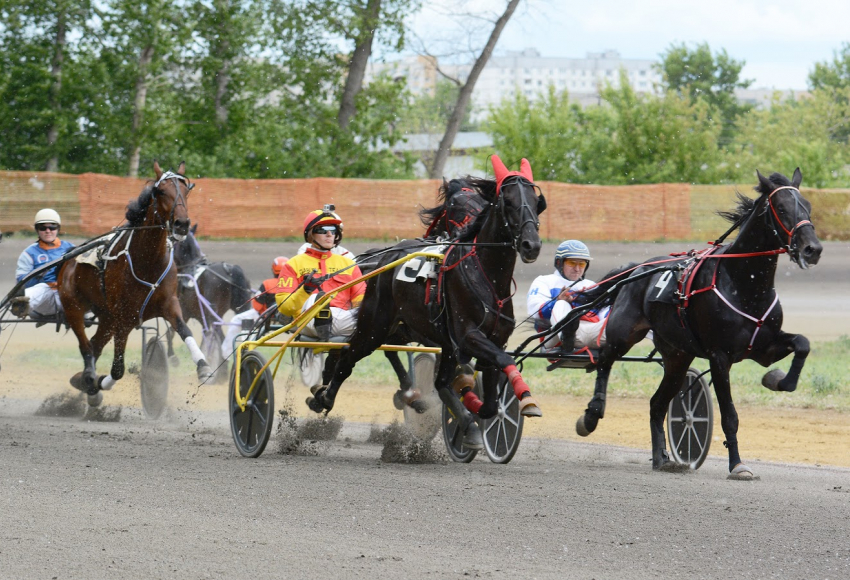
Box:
[407,0,850,90]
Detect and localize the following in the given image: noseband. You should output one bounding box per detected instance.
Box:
[765,186,814,257]
[497,176,541,252]
[153,171,193,236]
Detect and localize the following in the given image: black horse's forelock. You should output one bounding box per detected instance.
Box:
[719,171,794,226]
[418,176,496,228]
[125,185,156,226]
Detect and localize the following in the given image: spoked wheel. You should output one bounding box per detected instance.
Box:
[402,353,441,440]
[667,368,713,469]
[480,373,524,464]
[441,376,482,463]
[229,350,275,458]
[201,329,227,384]
[139,338,169,420]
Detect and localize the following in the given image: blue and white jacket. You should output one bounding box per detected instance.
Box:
[16,239,75,288]
[527,270,604,331]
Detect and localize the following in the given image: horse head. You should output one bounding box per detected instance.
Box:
[491,155,545,263]
[152,160,193,241]
[756,169,822,269]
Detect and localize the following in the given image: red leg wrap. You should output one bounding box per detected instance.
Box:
[461,390,483,414]
[504,364,530,399]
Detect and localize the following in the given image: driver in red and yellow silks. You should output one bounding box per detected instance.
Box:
[275,207,365,340]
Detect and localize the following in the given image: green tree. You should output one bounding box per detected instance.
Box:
[658,42,752,146]
[396,80,476,134]
[727,90,850,188]
[809,43,850,90]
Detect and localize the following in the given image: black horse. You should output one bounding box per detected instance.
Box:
[307,156,546,448]
[168,226,252,379]
[576,169,822,478]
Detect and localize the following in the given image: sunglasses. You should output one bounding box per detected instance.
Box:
[312,226,338,235]
[563,259,587,268]
[37,224,59,232]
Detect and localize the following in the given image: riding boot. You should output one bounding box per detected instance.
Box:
[314,307,333,342]
[10,296,30,319]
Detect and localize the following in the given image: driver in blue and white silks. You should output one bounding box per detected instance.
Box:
[527,240,609,352]
[12,209,75,318]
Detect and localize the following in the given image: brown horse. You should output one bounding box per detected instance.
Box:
[58,161,213,406]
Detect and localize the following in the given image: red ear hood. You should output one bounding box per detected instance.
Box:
[492,155,534,193]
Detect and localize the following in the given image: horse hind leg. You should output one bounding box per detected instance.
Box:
[648,350,694,471]
[435,351,483,449]
[164,326,180,367]
[576,363,612,437]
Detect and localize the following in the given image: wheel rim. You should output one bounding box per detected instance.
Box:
[667,368,713,469]
[229,351,274,458]
[441,401,478,463]
[481,374,523,464]
[140,338,169,420]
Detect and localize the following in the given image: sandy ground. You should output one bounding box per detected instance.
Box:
[1,238,849,578]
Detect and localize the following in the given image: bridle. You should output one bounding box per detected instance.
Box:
[152,171,193,238]
[765,185,814,259]
[497,175,541,252]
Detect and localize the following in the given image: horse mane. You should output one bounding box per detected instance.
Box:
[125,184,156,226]
[418,176,496,241]
[717,171,792,226]
[419,177,474,227]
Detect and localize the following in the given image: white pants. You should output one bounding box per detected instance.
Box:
[25,283,63,316]
[222,309,260,359]
[299,294,359,340]
[543,300,608,351]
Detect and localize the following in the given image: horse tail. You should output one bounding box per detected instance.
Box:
[577,262,641,308]
[227,265,253,313]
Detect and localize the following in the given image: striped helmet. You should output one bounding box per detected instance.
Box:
[554,239,592,270]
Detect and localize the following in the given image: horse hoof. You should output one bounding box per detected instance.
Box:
[575,415,591,437]
[310,384,324,396]
[519,396,542,417]
[462,421,484,450]
[169,355,181,368]
[305,396,325,414]
[727,463,759,481]
[761,369,785,391]
[196,362,214,382]
[87,392,103,407]
[97,375,113,391]
[392,390,405,410]
[69,372,85,392]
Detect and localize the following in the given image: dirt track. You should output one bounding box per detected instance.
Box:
[1,238,849,578]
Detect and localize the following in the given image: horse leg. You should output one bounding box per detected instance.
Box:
[475,366,500,420]
[457,329,542,418]
[576,363,612,437]
[755,331,810,393]
[707,352,753,478]
[385,351,413,390]
[434,349,483,449]
[647,349,694,470]
[164,310,213,382]
[64,302,105,399]
[97,327,131,393]
[165,325,180,367]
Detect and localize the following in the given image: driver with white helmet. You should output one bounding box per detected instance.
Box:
[527,240,610,353]
[11,209,75,318]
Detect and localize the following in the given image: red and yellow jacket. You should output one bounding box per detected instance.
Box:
[274,248,365,318]
[252,278,284,313]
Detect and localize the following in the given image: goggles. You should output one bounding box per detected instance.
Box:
[563,259,588,268]
[37,224,59,232]
[312,225,338,235]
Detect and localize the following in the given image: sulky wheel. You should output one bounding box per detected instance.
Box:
[229,350,275,458]
[480,372,524,464]
[441,374,482,463]
[402,353,442,440]
[139,338,169,420]
[667,367,713,469]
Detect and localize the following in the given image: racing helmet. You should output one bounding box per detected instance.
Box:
[271,256,289,277]
[554,239,592,272]
[302,204,343,246]
[34,208,62,227]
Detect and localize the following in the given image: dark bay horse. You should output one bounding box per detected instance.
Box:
[58,161,213,405]
[168,226,253,376]
[307,156,546,448]
[578,169,822,478]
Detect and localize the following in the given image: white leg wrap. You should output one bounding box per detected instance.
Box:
[184,336,206,365]
[100,375,117,391]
